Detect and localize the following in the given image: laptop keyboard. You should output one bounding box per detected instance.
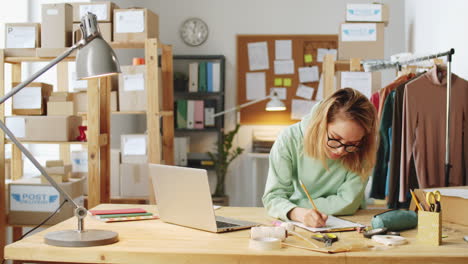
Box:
[216,221,240,228]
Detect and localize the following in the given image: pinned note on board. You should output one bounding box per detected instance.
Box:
[283,78,292,87]
[274,78,283,86]
[304,54,313,63]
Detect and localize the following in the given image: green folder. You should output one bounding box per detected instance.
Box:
[176,100,187,128]
[198,61,207,92]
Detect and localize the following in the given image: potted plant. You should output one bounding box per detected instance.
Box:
[208,124,244,205]
[173,72,188,92]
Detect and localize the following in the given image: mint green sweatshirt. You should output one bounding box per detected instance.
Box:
[262,103,366,221]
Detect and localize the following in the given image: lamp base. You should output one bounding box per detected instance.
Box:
[44,229,118,247]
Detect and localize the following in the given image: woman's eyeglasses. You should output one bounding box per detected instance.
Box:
[327,133,361,153]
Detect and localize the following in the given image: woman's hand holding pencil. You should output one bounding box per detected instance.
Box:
[287,180,328,228]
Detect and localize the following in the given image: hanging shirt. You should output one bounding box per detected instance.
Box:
[370,90,395,199]
[262,103,366,221]
[400,67,468,202]
[378,74,415,119]
[387,74,424,208]
[370,92,380,111]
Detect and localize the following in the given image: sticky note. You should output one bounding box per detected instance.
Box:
[274,78,283,86]
[304,54,313,63]
[283,78,292,87]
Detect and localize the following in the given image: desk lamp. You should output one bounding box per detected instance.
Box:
[212,92,286,118]
[0,12,120,247]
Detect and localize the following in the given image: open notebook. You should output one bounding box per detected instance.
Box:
[290,215,364,232]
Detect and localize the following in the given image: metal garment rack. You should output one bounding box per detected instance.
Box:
[363,49,455,187]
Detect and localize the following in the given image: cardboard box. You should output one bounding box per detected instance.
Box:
[338,23,384,60]
[120,163,149,197]
[111,90,118,111]
[73,92,87,113]
[8,177,84,225]
[412,187,468,226]
[73,22,112,44]
[40,174,64,184]
[12,82,53,116]
[5,116,82,141]
[4,49,36,57]
[121,134,147,164]
[335,71,381,98]
[41,3,73,48]
[71,1,118,23]
[110,149,120,197]
[5,23,41,48]
[119,65,146,111]
[49,92,74,102]
[71,150,88,180]
[114,8,159,43]
[47,101,76,116]
[346,4,389,25]
[46,160,64,167]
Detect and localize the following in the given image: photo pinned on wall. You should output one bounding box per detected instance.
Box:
[298,66,319,83]
[247,41,269,71]
[296,84,314,100]
[291,99,319,120]
[246,72,266,100]
[271,87,287,100]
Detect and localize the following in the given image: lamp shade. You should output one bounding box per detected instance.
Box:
[76,37,120,79]
[266,96,286,111]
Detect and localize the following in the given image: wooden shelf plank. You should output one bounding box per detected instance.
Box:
[5,140,87,145]
[4,42,147,63]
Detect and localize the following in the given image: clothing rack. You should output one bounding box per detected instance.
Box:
[364,49,455,187]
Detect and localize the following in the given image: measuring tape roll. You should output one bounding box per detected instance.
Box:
[250,226,287,241]
[249,237,282,250]
[371,235,407,246]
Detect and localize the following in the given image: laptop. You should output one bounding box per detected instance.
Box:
[149,164,258,233]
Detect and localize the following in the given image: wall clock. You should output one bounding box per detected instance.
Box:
[180,18,209,46]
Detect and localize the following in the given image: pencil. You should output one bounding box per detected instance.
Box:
[299,180,319,212]
[410,189,423,211]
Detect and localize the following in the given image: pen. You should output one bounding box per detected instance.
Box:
[410,189,424,211]
[299,179,319,212]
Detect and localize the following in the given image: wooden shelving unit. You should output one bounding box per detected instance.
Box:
[0,39,174,259]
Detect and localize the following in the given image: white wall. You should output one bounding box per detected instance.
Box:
[405,0,468,79]
[104,0,406,206]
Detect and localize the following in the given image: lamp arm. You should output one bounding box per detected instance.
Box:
[212,94,273,117]
[0,42,84,105]
[0,41,89,226]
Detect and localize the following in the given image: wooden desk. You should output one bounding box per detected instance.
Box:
[4,204,468,264]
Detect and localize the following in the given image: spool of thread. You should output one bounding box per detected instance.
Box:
[371,235,407,246]
[280,222,295,232]
[132,57,145,65]
[249,237,281,250]
[250,226,287,242]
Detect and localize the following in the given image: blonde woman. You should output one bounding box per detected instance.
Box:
[262,88,378,227]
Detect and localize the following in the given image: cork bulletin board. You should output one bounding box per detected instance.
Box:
[237,34,340,125]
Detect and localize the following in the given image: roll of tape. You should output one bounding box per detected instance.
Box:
[249,237,281,250]
[372,235,407,246]
[280,222,295,232]
[250,226,287,241]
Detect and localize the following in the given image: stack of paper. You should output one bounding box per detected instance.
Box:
[89,208,158,223]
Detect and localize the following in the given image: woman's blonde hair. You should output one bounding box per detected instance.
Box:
[304,88,377,179]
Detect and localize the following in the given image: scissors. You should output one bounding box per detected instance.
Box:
[425,190,441,212]
[311,233,338,247]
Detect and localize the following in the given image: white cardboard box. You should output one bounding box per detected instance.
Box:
[8,177,84,225]
[121,134,147,164]
[120,163,149,197]
[346,4,389,24]
[110,149,121,197]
